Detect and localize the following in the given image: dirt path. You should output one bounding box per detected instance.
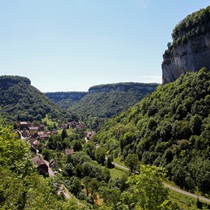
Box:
[113,162,210,204]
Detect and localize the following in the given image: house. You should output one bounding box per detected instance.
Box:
[65,149,74,156]
[37,131,48,140]
[32,140,40,147]
[39,125,45,131]
[51,130,58,135]
[32,155,48,175]
[20,122,28,130]
[68,121,78,128]
[29,127,39,137]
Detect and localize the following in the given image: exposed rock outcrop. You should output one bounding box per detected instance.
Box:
[162,6,210,84]
[88,83,157,94]
[46,82,158,120]
[45,92,87,102]
[162,32,210,84]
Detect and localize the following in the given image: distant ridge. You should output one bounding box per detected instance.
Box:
[0,75,64,122]
[46,82,158,124]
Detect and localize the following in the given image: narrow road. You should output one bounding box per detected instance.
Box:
[164,183,210,204]
[19,132,70,199]
[113,162,210,204]
[43,159,55,177]
[16,129,25,140]
[62,184,71,199]
[113,162,129,171]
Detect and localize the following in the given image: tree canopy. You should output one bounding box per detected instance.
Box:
[94,68,210,194]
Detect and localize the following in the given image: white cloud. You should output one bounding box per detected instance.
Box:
[137,75,162,84]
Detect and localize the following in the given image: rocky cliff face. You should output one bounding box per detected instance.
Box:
[162,32,210,84]
[45,92,87,103]
[88,83,157,94]
[47,83,158,102]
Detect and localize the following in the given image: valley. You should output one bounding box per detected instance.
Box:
[1,5,210,210]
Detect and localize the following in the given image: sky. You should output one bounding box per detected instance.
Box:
[0,0,210,92]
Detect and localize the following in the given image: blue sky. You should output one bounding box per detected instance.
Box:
[0,0,210,92]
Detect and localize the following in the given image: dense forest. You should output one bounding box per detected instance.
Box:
[0,76,67,122]
[172,6,210,46]
[164,6,210,57]
[94,68,210,195]
[69,83,158,128]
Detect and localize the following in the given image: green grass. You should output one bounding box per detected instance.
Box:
[57,128,73,135]
[169,190,197,209]
[114,156,126,167]
[42,115,57,126]
[109,167,127,179]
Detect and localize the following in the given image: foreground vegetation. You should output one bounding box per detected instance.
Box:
[0,116,182,209]
[0,119,90,210]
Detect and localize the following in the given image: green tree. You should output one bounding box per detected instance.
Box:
[63,163,75,176]
[72,140,82,152]
[126,165,168,210]
[84,142,96,159]
[95,147,106,165]
[190,114,202,135]
[42,148,51,161]
[65,176,82,196]
[106,155,114,168]
[83,176,92,196]
[99,186,121,208]
[61,128,68,140]
[125,154,139,172]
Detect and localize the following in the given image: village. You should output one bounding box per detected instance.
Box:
[17,120,96,177]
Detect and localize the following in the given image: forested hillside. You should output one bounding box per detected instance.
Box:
[69,83,158,126]
[0,76,65,122]
[45,92,87,109]
[94,68,210,194]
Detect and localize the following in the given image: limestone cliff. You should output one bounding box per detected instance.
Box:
[162,6,210,84]
[88,82,157,94]
[162,32,210,83]
[45,92,87,102]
